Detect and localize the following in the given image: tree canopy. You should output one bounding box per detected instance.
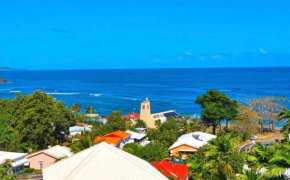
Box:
[0,90,75,152]
[195,90,238,135]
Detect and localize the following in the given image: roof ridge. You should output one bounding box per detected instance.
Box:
[103,143,166,179]
[64,143,105,179]
[64,142,165,179]
[43,142,100,171]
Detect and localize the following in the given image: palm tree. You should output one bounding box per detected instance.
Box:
[205,134,238,178]
[239,170,264,180]
[70,131,96,153]
[247,142,276,171]
[278,108,290,121]
[70,104,81,112]
[85,105,96,114]
[246,142,290,179]
[278,108,290,139]
[265,150,290,178]
[188,134,243,179]
[187,153,215,180]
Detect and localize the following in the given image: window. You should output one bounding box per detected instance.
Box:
[147,105,150,109]
[142,105,145,109]
[39,161,43,169]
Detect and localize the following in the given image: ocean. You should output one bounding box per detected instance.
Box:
[1,67,290,127]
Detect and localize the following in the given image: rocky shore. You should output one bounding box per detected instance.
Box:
[0,77,7,83]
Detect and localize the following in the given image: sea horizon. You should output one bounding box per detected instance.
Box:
[1,67,290,127]
[2,66,290,71]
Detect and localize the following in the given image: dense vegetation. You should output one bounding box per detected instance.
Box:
[0,161,17,180]
[0,90,76,152]
[187,133,244,180]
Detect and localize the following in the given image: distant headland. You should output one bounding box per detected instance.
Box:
[0,67,28,71]
[0,77,7,83]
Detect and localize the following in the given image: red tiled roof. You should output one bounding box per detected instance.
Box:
[76,122,92,128]
[122,113,140,120]
[150,160,189,180]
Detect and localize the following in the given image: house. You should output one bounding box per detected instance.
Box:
[122,112,140,121]
[93,130,131,149]
[122,112,140,124]
[106,130,131,142]
[140,98,180,129]
[169,131,216,159]
[0,151,29,174]
[136,127,147,133]
[125,130,150,146]
[69,126,91,136]
[76,122,92,128]
[86,113,99,118]
[151,160,189,180]
[151,110,180,123]
[42,142,168,180]
[26,145,73,170]
[94,136,124,148]
[84,118,107,124]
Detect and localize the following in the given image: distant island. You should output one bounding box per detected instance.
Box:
[0,67,28,71]
[0,77,7,83]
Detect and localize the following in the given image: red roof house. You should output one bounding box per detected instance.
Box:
[76,122,92,128]
[150,160,189,180]
[93,130,131,149]
[122,113,140,120]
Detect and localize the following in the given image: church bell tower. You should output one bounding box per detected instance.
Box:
[140,97,155,129]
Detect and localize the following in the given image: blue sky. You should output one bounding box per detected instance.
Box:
[0,0,290,70]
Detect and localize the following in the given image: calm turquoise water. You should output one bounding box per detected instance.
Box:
[0,67,289,126]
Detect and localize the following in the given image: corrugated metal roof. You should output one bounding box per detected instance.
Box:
[43,142,168,180]
[169,131,216,150]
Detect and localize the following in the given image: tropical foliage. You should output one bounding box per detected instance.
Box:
[279,108,290,139]
[231,104,260,141]
[70,131,97,153]
[187,133,244,180]
[85,105,96,114]
[0,90,76,152]
[246,141,290,179]
[147,117,180,147]
[70,103,81,112]
[0,161,18,180]
[195,90,238,134]
[123,141,168,162]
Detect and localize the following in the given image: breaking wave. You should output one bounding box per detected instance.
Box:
[47,92,79,95]
[90,93,102,97]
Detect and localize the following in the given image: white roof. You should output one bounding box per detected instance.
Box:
[169,136,206,150]
[45,145,73,159]
[11,158,29,167]
[43,142,167,180]
[86,114,99,117]
[0,151,28,167]
[125,130,146,140]
[69,126,91,132]
[136,127,146,131]
[0,151,27,161]
[151,113,167,123]
[27,145,73,159]
[178,131,216,142]
[169,131,216,150]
